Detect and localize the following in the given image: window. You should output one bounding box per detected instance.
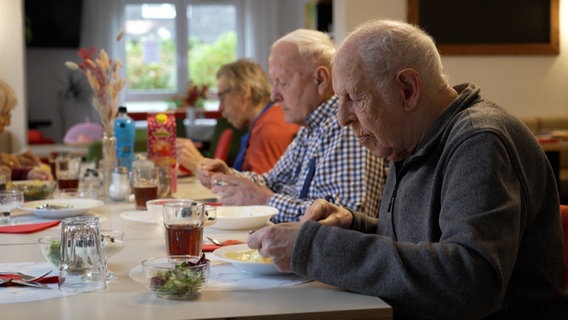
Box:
[123,1,238,111]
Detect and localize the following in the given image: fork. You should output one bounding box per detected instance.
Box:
[0,270,52,282]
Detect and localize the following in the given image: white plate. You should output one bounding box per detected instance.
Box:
[21,198,105,219]
[129,260,305,291]
[120,210,158,224]
[213,244,282,275]
[210,206,278,230]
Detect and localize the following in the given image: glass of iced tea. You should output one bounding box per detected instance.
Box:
[162,200,205,256]
[55,155,81,190]
[132,167,159,210]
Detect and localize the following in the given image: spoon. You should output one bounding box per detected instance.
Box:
[35,203,72,210]
[206,237,225,246]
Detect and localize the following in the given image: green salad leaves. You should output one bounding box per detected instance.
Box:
[149,254,209,299]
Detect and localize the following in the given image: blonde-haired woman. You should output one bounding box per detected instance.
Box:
[0,79,52,181]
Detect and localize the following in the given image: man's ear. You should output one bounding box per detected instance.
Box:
[314,66,331,94]
[396,68,420,111]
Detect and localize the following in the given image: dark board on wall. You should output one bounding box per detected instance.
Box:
[25,0,83,48]
[407,0,559,55]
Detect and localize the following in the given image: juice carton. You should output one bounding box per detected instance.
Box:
[147,112,177,193]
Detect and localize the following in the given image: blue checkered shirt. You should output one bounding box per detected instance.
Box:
[238,96,388,223]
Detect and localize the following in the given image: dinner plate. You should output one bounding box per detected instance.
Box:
[210,206,278,230]
[213,244,282,275]
[120,210,158,224]
[21,198,105,219]
[129,260,305,291]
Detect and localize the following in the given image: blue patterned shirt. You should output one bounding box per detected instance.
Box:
[239,96,388,223]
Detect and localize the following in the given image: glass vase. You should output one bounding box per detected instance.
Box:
[101,132,117,198]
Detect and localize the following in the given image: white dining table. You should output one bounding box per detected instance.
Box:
[0,176,392,320]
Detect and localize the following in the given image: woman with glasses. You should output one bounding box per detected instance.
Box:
[176,59,299,174]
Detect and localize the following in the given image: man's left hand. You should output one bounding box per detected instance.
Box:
[211,174,274,206]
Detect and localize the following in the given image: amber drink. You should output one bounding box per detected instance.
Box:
[55,155,81,191]
[162,200,205,256]
[58,178,79,190]
[165,224,203,256]
[132,167,159,210]
[134,184,158,210]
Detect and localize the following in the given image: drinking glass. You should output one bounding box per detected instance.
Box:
[53,188,97,199]
[162,200,205,256]
[100,229,125,280]
[0,190,23,225]
[132,167,159,210]
[59,216,106,293]
[204,205,217,227]
[0,172,7,191]
[56,155,81,190]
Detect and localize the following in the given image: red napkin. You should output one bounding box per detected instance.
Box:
[537,136,560,144]
[0,220,61,234]
[202,240,245,252]
[0,274,59,286]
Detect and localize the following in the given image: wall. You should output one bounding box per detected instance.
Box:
[23,0,310,144]
[0,0,27,152]
[333,0,568,118]
[5,0,568,147]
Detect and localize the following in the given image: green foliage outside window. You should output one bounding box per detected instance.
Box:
[126,39,175,90]
[189,31,237,87]
[126,31,237,91]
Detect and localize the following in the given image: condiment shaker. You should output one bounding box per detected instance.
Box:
[108,166,131,201]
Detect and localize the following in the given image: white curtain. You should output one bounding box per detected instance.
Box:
[239,0,308,72]
[81,0,125,58]
[78,0,306,83]
[80,0,126,105]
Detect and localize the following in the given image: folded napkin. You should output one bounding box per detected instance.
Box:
[202,240,245,252]
[0,220,60,234]
[0,274,59,287]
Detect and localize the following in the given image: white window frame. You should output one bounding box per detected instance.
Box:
[122,0,244,104]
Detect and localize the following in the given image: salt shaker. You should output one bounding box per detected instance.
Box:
[108,166,131,201]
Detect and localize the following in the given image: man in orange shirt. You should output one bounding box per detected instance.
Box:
[176,59,298,174]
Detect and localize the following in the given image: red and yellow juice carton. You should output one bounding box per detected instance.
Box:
[147,112,177,193]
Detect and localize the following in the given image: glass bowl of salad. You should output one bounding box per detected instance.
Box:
[142,255,210,299]
[38,235,61,268]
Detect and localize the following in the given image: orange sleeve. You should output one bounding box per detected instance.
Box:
[242,106,299,173]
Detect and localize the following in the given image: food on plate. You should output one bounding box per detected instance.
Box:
[8,180,56,201]
[223,248,271,264]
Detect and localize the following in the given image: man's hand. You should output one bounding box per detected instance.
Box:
[196,158,232,188]
[247,222,302,273]
[301,199,353,229]
[211,174,274,205]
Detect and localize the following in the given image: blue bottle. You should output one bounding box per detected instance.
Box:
[114,106,136,171]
